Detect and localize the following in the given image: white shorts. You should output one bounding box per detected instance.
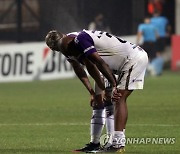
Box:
[117,51,148,90]
[94,51,148,94]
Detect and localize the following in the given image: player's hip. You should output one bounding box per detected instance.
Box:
[112,50,148,74]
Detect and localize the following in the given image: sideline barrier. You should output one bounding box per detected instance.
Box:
[171,35,180,71]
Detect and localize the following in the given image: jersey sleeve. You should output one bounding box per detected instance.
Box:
[74,31,97,58]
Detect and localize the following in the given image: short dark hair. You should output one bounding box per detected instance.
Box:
[45,30,63,50]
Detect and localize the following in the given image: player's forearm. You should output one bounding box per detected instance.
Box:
[72,63,94,95]
[84,59,105,90]
[95,61,116,88]
[87,52,116,88]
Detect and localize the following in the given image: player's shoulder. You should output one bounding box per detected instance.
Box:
[77,29,92,37]
[75,30,94,43]
[59,35,74,51]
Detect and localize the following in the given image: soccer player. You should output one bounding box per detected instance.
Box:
[45,29,148,153]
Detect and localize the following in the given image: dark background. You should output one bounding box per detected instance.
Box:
[0,0,175,42]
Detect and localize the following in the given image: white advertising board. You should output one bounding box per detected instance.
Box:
[0,42,75,82]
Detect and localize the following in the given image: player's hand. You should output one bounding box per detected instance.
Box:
[90,94,95,107]
[112,88,122,103]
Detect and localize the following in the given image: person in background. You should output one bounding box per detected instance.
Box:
[151,10,171,53]
[137,16,158,61]
[148,10,171,76]
[88,13,111,33]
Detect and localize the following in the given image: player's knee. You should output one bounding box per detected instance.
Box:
[113,89,133,105]
[104,99,113,107]
[118,89,133,99]
[104,86,112,101]
[104,92,111,102]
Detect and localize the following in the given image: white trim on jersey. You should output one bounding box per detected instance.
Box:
[84,46,95,53]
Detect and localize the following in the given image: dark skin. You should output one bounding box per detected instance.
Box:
[113,89,133,130]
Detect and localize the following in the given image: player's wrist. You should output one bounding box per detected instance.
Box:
[112,86,117,92]
[112,83,117,88]
[89,89,95,95]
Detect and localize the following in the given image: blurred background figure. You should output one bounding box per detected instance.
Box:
[147,52,164,76]
[88,13,111,32]
[137,16,158,61]
[137,15,165,76]
[146,10,171,76]
[151,10,171,54]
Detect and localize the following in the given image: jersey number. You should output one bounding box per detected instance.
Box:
[92,31,127,43]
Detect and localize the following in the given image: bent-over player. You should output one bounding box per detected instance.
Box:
[45,29,148,153]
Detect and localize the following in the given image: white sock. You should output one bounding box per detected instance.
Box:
[105,105,114,146]
[90,109,105,144]
[123,129,125,134]
[113,131,126,148]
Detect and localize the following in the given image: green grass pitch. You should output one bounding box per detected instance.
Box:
[0,71,179,153]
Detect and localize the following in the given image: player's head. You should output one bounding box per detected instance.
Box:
[45,30,64,51]
[144,16,151,24]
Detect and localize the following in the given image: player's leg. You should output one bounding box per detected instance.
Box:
[90,93,105,145]
[90,77,116,146]
[99,50,148,153]
[113,89,133,149]
[93,90,132,153]
[75,82,105,152]
[114,90,132,131]
[103,79,114,147]
[112,50,148,151]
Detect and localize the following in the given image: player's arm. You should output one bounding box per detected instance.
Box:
[136,31,143,45]
[73,31,116,89]
[86,52,117,88]
[68,58,95,96]
[83,58,105,90]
